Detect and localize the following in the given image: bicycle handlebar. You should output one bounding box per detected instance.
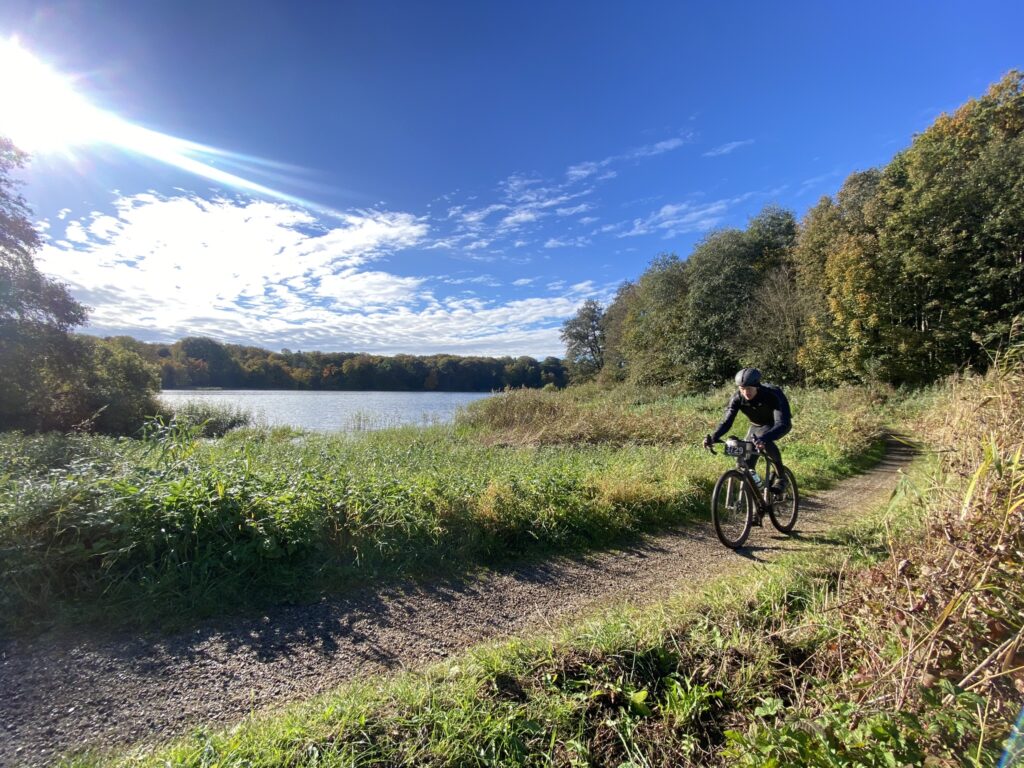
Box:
[704,436,765,457]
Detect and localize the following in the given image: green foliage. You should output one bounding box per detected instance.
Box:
[147,336,567,392]
[161,400,253,436]
[598,281,636,383]
[619,253,691,385]
[611,207,799,389]
[725,684,991,767]
[560,298,606,382]
[1,138,160,434]
[677,228,759,386]
[795,72,1024,385]
[594,73,1024,390]
[0,385,887,632]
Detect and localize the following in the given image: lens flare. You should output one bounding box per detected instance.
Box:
[0,37,320,209]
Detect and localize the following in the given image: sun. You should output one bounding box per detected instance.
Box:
[0,37,109,154]
[0,37,323,210]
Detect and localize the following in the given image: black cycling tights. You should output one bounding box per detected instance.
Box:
[744,426,786,475]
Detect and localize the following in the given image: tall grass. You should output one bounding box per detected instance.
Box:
[60,357,1024,767]
[157,400,254,436]
[1,384,893,632]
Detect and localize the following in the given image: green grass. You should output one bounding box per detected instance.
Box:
[156,399,254,436]
[42,366,1024,766]
[54,453,936,768]
[1,384,898,633]
[62,446,1017,768]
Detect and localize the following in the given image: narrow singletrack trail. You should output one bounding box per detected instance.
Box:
[0,439,915,766]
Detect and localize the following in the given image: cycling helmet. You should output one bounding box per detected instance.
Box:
[735,367,761,387]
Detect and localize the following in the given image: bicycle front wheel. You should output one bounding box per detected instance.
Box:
[767,466,799,534]
[711,469,753,548]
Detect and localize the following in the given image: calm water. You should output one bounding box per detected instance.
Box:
[158,389,493,433]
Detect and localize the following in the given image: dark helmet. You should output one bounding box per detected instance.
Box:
[735,367,761,387]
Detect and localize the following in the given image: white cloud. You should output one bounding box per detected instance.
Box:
[620,197,749,238]
[498,208,541,230]
[544,236,590,249]
[556,203,591,216]
[512,278,535,286]
[565,133,691,181]
[703,139,754,157]
[460,203,508,226]
[65,221,88,242]
[317,269,425,310]
[628,136,687,158]
[35,192,603,357]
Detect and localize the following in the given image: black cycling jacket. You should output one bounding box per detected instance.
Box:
[710,384,792,443]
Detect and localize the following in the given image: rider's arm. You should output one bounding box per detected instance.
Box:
[758,390,792,442]
[709,393,741,441]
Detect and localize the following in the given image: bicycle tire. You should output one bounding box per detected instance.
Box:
[767,466,799,533]
[711,469,753,548]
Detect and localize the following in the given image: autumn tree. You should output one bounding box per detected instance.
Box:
[618,254,690,385]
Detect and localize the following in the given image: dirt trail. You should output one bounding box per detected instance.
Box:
[0,439,915,766]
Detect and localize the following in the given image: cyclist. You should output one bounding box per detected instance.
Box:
[702,368,792,494]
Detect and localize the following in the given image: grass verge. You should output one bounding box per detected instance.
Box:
[58,356,1024,766]
[1,384,903,633]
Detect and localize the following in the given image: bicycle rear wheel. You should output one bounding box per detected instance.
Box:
[767,466,799,533]
[711,469,753,548]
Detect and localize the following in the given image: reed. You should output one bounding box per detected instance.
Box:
[1,384,891,632]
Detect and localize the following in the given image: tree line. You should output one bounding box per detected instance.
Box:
[562,72,1024,388]
[124,335,568,392]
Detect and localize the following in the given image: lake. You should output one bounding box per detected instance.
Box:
[158,389,493,432]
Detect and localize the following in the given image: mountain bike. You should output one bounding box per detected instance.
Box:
[705,436,799,549]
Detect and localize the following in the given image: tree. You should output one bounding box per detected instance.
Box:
[736,265,806,384]
[746,205,798,273]
[677,229,759,387]
[599,281,637,383]
[620,254,691,385]
[560,299,605,382]
[1,139,87,430]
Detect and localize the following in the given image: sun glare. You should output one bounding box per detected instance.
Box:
[0,37,320,209]
[0,37,106,153]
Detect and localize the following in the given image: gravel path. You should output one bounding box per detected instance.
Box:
[0,439,914,766]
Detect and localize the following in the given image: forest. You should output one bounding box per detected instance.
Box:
[129,336,569,393]
[561,72,1024,389]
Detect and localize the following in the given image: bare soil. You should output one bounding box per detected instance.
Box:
[0,439,914,766]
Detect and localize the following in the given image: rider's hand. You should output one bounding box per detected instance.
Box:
[753,439,766,452]
[702,435,713,449]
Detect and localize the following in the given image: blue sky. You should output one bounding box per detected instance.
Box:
[1,1,1021,357]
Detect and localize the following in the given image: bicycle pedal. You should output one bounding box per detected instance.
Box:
[752,514,764,527]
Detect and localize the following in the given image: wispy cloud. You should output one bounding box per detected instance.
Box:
[565,133,692,182]
[556,203,592,216]
[703,139,754,157]
[544,236,590,249]
[37,193,606,357]
[425,131,694,261]
[620,194,755,239]
[797,169,844,196]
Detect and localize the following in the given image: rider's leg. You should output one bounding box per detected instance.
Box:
[751,427,788,492]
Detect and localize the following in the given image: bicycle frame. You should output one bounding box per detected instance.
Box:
[709,438,774,512]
